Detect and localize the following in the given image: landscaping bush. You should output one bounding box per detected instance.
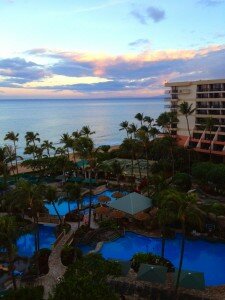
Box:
[50,253,121,300]
[200,202,225,216]
[65,211,84,222]
[131,252,174,273]
[61,245,75,266]
[61,245,83,266]
[55,222,71,236]
[192,162,225,193]
[74,225,90,238]
[1,286,44,300]
[172,172,192,192]
[98,219,118,230]
[36,248,51,275]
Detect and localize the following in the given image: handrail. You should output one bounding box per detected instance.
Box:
[53,231,64,248]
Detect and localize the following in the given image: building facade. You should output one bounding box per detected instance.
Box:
[165,79,225,157]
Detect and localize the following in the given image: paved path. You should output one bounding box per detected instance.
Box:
[34,216,98,299]
[35,228,75,299]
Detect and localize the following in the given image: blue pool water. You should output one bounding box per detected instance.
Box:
[80,232,225,286]
[45,189,125,216]
[16,224,56,257]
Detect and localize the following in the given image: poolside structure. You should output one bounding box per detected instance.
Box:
[137,263,167,284]
[108,192,152,216]
[174,269,205,290]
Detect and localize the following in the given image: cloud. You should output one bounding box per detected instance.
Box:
[0,57,49,87]
[147,6,165,23]
[130,10,147,25]
[131,6,165,24]
[198,0,224,6]
[1,44,225,97]
[129,39,150,47]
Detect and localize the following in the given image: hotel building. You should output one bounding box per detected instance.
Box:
[165,79,225,159]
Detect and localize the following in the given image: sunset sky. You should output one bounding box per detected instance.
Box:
[0,0,225,99]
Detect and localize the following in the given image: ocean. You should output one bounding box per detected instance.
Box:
[0,98,164,156]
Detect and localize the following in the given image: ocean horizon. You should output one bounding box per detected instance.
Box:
[0,98,164,156]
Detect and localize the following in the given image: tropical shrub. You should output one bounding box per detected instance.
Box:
[172,172,192,192]
[74,225,90,238]
[131,252,174,273]
[61,245,75,266]
[1,286,44,300]
[98,219,117,230]
[65,211,84,222]
[192,162,225,193]
[50,253,121,300]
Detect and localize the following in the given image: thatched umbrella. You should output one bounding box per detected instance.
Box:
[110,210,125,219]
[110,209,125,225]
[95,206,110,221]
[98,195,111,203]
[112,191,124,199]
[134,211,150,221]
[95,206,110,215]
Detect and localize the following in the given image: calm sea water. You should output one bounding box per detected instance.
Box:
[0,98,164,156]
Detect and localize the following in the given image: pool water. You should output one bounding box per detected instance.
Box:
[45,189,125,216]
[16,224,56,257]
[82,232,225,286]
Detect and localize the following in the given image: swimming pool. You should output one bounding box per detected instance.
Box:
[45,189,125,216]
[16,224,56,257]
[80,231,225,286]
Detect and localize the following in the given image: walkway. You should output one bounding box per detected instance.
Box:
[34,215,98,299]
[35,228,74,299]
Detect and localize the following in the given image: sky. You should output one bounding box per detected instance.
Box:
[0,0,225,99]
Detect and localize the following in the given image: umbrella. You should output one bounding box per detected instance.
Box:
[98,195,111,203]
[116,260,131,276]
[112,191,124,199]
[137,263,167,284]
[174,270,205,290]
[110,210,125,219]
[134,211,150,221]
[95,206,110,215]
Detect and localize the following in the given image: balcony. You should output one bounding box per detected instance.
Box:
[179,89,190,94]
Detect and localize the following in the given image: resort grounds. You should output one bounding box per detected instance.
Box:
[1,112,225,300]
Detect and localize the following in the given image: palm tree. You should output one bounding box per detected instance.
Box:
[201,116,215,161]
[75,136,94,227]
[161,190,203,292]
[25,132,40,159]
[14,180,45,274]
[119,121,129,137]
[4,131,20,176]
[143,116,154,127]
[156,111,178,134]
[64,183,82,227]
[54,146,67,157]
[41,140,55,157]
[156,189,177,258]
[80,125,95,137]
[0,215,23,289]
[60,133,72,158]
[110,160,125,186]
[136,129,151,196]
[0,147,9,191]
[45,185,62,224]
[179,102,195,174]
[179,102,195,139]
[135,113,144,126]
[127,123,139,182]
